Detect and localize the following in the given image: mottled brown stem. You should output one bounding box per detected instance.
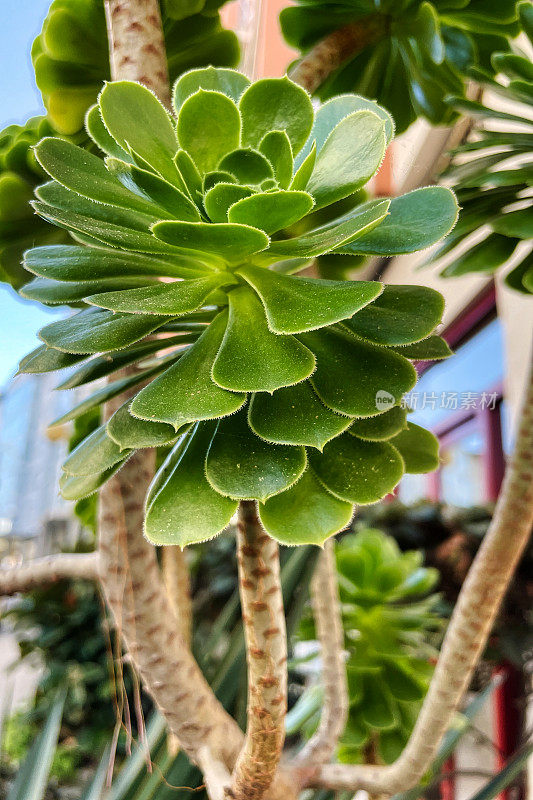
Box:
[289,15,386,95]
[294,540,347,779]
[309,360,533,794]
[162,546,192,646]
[0,553,99,596]
[228,501,288,800]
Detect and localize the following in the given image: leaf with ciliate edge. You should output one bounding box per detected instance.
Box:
[349,406,408,441]
[239,77,314,155]
[131,312,245,429]
[259,131,293,189]
[204,183,254,223]
[63,424,129,476]
[259,467,353,546]
[86,273,235,315]
[20,277,156,306]
[339,187,459,256]
[177,90,241,174]
[59,461,127,501]
[107,401,177,450]
[144,422,238,546]
[218,149,273,184]
[309,433,405,504]
[151,220,269,263]
[39,308,169,354]
[237,263,382,333]
[228,191,314,235]
[290,143,316,191]
[390,423,440,473]
[85,104,132,162]
[211,286,315,393]
[263,199,390,260]
[389,335,452,360]
[249,380,352,449]
[173,66,250,111]
[205,407,307,501]
[300,327,416,417]
[19,345,85,374]
[306,112,386,210]
[346,285,444,346]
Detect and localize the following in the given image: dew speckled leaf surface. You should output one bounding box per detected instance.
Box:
[39,308,168,353]
[390,423,440,473]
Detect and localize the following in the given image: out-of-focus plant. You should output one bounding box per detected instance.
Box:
[426,1,533,293]
[289,529,441,764]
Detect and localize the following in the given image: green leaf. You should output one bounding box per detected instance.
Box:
[239,76,314,155]
[309,432,404,504]
[152,220,269,263]
[20,276,155,305]
[259,131,293,189]
[340,187,459,256]
[492,207,533,239]
[218,148,274,184]
[211,286,315,392]
[34,137,160,217]
[144,423,238,546]
[381,661,425,701]
[85,104,132,162]
[18,344,85,374]
[204,183,254,222]
[39,308,168,353]
[107,400,177,450]
[359,676,397,730]
[249,380,352,449]
[259,467,353,546]
[228,191,314,235]
[346,285,444,345]
[441,233,517,277]
[131,312,245,429]
[177,90,241,173]
[307,112,386,210]
[86,273,235,314]
[390,422,439,473]
[301,327,416,416]
[264,199,390,260]
[350,405,407,441]
[63,424,129,476]
[389,336,452,360]
[290,143,316,191]
[238,264,382,334]
[206,407,307,501]
[98,81,183,188]
[466,744,533,800]
[59,464,126,500]
[173,66,250,110]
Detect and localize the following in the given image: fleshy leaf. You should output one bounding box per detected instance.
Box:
[259,131,293,189]
[85,104,132,162]
[390,423,440,473]
[39,308,168,353]
[131,312,245,429]
[249,380,352,449]
[290,143,316,191]
[152,220,269,263]
[349,406,408,441]
[259,468,353,546]
[205,407,307,501]
[204,183,254,223]
[228,191,314,235]
[237,263,382,333]
[309,433,405,504]
[63,424,129,476]
[144,423,238,546]
[218,148,274,184]
[346,285,444,345]
[19,344,85,374]
[301,327,416,416]
[389,336,452,360]
[239,76,314,155]
[86,273,235,314]
[177,90,241,174]
[173,66,250,110]
[59,461,127,501]
[20,276,155,306]
[307,112,386,210]
[212,286,315,392]
[107,400,178,450]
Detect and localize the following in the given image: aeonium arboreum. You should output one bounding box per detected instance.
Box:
[19,67,458,547]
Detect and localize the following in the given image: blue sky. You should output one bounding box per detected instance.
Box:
[0,0,66,387]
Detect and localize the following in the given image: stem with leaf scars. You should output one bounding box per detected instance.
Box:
[293,540,348,780]
[162,545,192,646]
[227,501,288,800]
[307,361,533,795]
[289,16,386,95]
[0,553,99,596]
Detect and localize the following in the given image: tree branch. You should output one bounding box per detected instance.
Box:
[162,546,192,646]
[228,501,288,800]
[308,360,533,794]
[294,540,348,778]
[0,553,99,596]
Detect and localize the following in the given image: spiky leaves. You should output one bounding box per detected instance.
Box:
[21,69,456,546]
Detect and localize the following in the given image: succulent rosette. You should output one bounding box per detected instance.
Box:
[19,68,457,547]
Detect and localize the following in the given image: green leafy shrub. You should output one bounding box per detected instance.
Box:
[428,1,533,294]
[282,0,521,133]
[19,68,458,547]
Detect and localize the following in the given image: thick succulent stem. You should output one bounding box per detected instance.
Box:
[0,553,99,595]
[228,501,288,800]
[162,546,192,646]
[309,361,533,794]
[294,540,347,778]
[289,15,385,95]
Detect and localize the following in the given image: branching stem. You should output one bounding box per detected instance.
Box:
[0,552,99,595]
